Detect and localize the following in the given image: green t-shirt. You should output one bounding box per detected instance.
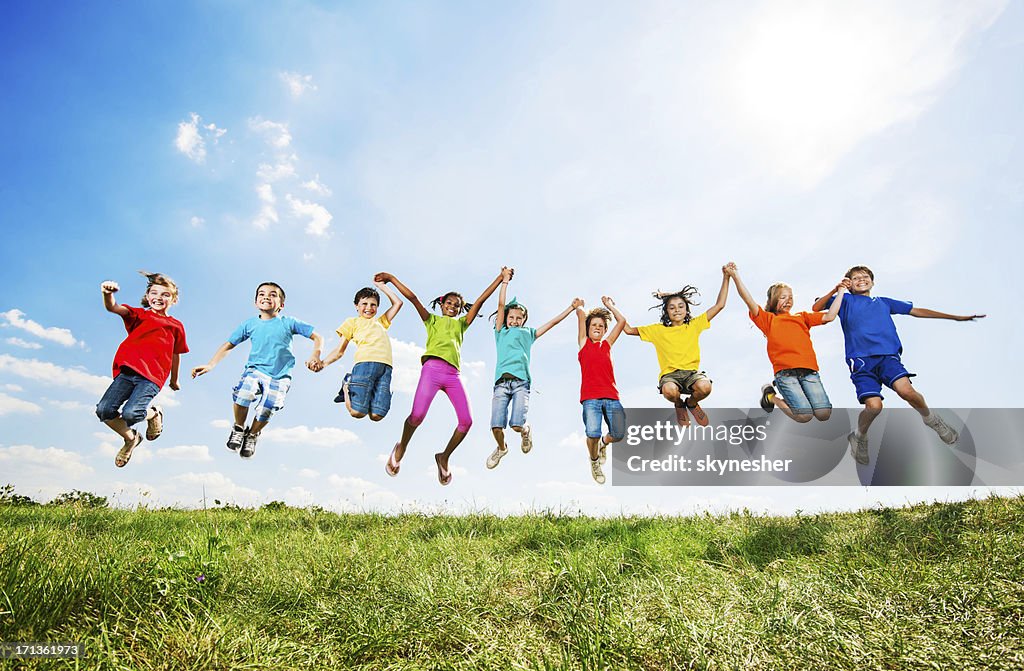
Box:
[423,314,470,370]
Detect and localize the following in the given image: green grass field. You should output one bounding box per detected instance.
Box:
[2,494,1023,670]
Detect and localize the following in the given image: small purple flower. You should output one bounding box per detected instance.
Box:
[195,574,206,583]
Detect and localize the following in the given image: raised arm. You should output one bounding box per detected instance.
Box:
[812,278,850,312]
[705,266,730,321]
[602,296,633,346]
[305,331,324,371]
[726,263,759,316]
[376,280,404,323]
[494,273,510,332]
[821,286,847,323]
[101,281,131,318]
[576,304,588,349]
[191,342,236,378]
[536,298,582,338]
[908,307,986,321]
[376,272,428,322]
[169,353,181,391]
[465,267,510,327]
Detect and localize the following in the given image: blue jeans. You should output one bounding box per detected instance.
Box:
[582,399,625,440]
[774,369,832,413]
[490,377,530,428]
[96,367,160,427]
[348,361,393,417]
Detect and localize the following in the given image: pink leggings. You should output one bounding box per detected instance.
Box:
[408,358,473,432]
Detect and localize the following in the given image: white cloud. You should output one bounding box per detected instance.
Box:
[2,384,23,392]
[0,392,41,415]
[175,113,226,164]
[0,354,109,395]
[253,183,279,230]
[326,473,405,510]
[298,468,319,479]
[302,253,315,262]
[1,309,80,347]
[153,387,181,409]
[97,439,153,464]
[257,155,297,182]
[0,444,94,477]
[248,117,292,149]
[171,472,261,504]
[285,194,333,237]
[280,71,318,98]
[45,399,91,411]
[5,337,42,350]
[189,216,205,228]
[155,444,213,461]
[558,431,587,448]
[210,419,232,429]
[260,424,359,448]
[391,339,426,394]
[301,174,332,196]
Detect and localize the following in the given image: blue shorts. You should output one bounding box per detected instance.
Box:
[490,377,530,428]
[348,361,393,417]
[774,369,831,413]
[847,355,915,403]
[582,399,625,441]
[233,369,291,422]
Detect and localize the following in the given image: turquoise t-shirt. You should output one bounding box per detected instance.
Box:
[423,314,470,370]
[494,326,537,383]
[229,315,314,379]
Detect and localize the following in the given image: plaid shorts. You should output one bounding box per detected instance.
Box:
[232,369,291,422]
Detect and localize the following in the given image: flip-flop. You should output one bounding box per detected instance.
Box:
[434,452,452,486]
[146,405,164,441]
[385,443,401,477]
[115,430,142,468]
[674,400,691,427]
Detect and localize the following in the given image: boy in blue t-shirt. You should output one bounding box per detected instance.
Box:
[813,266,985,465]
[192,282,323,459]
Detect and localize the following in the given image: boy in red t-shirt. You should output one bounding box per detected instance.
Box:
[96,273,188,467]
[575,296,628,485]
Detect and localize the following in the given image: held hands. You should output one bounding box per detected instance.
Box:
[571,297,584,309]
[500,266,515,283]
[601,296,616,309]
[723,262,737,277]
[306,357,324,372]
[373,272,393,284]
[101,281,119,294]
[373,279,387,291]
[835,278,852,293]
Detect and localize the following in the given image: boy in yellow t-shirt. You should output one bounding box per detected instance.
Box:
[622,265,731,427]
[317,280,403,421]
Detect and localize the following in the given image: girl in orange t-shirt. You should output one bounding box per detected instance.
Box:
[726,263,846,422]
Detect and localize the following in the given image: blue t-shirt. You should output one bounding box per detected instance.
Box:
[825,293,912,359]
[494,326,538,383]
[229,316,315,379]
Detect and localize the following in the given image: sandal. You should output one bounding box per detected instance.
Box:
[385,443,401,477]
[434,452,452,486]
[146,405,164,441]
[686,399,709,427]
[674,400,691,427]
[115,430,142,468]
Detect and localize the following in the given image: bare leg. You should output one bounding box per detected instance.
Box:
[233,403,249,428]
[858,397,884,436]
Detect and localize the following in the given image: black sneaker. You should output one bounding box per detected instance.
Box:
[227,424,246,451]
[333,373,351,404]
[240,431,258,459]
[759,384,776,413]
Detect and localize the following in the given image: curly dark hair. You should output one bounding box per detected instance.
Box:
[650,286,700,326]
[430,292,472,315]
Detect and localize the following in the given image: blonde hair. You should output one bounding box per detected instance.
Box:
[765,282,792,314]
[585,307,612,331]
[139,271,179,308]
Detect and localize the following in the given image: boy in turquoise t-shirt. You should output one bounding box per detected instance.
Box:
[486,271,581,470]
[192,282,323,459]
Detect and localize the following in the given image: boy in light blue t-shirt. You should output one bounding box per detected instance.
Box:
[486,269,581,470]
[192,282,323,459]
[813,266,985,466]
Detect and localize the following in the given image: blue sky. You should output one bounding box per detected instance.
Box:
[1,0,1020,513]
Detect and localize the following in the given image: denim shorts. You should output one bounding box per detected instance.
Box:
[490,376,530,428]
[847,355,915,403]
[349,361,393,417]
[95,367,160,427]
[581,398,625,441]
[233,369,291,422]
[773,368,832,413]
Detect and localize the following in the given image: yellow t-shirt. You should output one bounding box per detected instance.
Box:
[336,315,392,365]
[637,312,711,378]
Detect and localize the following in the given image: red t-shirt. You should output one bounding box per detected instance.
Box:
[578,338,619,402]
[112,305,189,387]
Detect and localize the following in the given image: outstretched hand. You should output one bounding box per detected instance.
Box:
[957,314,987,321]
[601,296,616,308]
[571,297,584,309]
[101,281,119,294]
[191,365,211,379]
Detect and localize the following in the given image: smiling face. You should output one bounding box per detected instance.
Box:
[506,307,526,328]
[356,296,379,319]
[775,287,794,313]
[144,284,176,314]
[255,284,284,316]
[440,294,463,317]
[847,270,874,295]
[665,297,689,325]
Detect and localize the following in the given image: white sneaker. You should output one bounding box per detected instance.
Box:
[486,446,508,469]
[590,458,606,485]
[598,439,608,465]
[924,413,959,445]
[520,424,533,454]
[847,431,869,465]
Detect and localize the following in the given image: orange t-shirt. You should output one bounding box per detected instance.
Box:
[749,310,824,374]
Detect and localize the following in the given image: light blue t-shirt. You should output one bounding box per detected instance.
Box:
[494,326,538,383]
[229,316,315,379]
[825,293,913,359]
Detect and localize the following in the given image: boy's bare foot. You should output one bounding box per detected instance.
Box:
[434,452,452,486]
[115,430,142,468]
